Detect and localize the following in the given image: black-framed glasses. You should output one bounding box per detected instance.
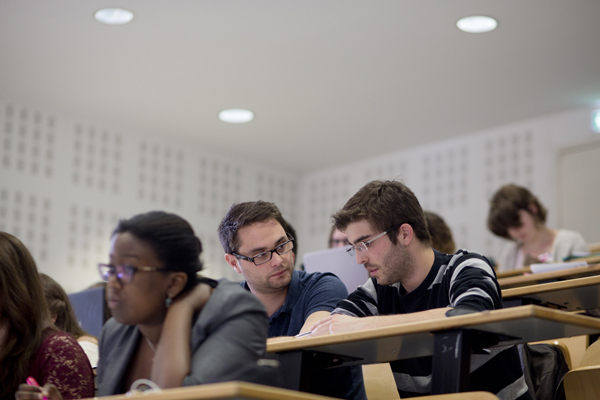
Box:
[98,263,167,285]
[232,235,295,266]
[346,224,401,257]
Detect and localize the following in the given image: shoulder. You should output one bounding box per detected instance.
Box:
[99,318,137,351]
[36,330,90,369]
[40,330,79,351]
[205,279,267,316]
[556,229,587,244]
[446,249,496,277]
[296,270,345,289]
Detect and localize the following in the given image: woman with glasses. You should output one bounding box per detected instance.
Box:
[19,211,268,400]
[1,232,94,400]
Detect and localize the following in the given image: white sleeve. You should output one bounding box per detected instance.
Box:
[77,339,99,368]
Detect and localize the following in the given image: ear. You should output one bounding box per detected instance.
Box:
[528,203,539,216]
[166,271,188,299]
[396,223,414,246]
[225,253,242,274]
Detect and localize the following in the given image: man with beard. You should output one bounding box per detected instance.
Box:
[310,180,531,400]
[218,200,366,400]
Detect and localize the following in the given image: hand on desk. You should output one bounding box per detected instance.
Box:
[309,314,365,337]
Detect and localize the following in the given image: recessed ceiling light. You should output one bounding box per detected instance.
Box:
[456,16,498,33]
[218,109,254,124]
[94,8,134,25]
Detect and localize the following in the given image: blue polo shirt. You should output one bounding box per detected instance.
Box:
[241,269,367,400]
[241,269,346,337]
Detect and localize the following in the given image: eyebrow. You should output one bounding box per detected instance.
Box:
[350,234,373,246]
[248,235,288,255]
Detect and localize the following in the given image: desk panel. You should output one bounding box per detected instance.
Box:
[81,382,336,400]
[502,275,600,311]
[268,306,600,365]
[498,263,600,288]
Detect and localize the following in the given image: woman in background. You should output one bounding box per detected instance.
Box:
[487,184,588,272]
[424,211,456,254]
[0,232,94,400]
[328,225,349,248]
[40,273,99,369]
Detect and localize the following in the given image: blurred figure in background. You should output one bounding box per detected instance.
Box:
[40,273,99,369]
[1,232,94,400]
[488,184,587,272]
[328,225,349,248]
[424,211,456,254]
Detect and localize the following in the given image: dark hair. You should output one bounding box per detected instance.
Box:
[218,201,288,254]
[328,225,338,248]
[424,211,456,254]
[281,219,298,259]
[112,211,203,293]
[487,184,547,240]
[0,232,51,398]
[332,180,431,246]
[40,273,93,340]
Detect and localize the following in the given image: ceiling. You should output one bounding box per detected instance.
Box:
[1,1,599,173]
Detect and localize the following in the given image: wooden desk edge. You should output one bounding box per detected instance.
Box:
[502,274,600,298]
[267,305,600,352]
[498,263,600,287]
[84,382,336,400]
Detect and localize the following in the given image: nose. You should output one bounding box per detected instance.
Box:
[356,251,368,266]
[270,251,284,267]
[107,273,123,288]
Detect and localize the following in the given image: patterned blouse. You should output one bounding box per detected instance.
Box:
[27,329,95,399]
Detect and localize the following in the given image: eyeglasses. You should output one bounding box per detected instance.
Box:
[232,235,295,266]
[346,224,401,257]
[330,238,350,247]
[98,263,167,285]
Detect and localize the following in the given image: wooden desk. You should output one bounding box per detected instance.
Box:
[502,275,600,311]
[498,263,600,288]
[267,306,600,395]
[496,267,531,279]
[82,381,336,400]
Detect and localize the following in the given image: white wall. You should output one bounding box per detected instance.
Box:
[297,107,599,265]
[0,98,299,292]
[1,95,597,292]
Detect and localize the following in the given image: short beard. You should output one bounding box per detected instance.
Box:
[381,242,416,286]
[255,264,293,294]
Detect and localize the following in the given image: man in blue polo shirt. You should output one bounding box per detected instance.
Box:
[218,200,366,400]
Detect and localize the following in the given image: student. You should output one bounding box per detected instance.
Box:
[1,232,94,400]
[40,273,99,369]
[488,184,587,272]
[218,201,366,400]
[424,211,456,254]
[310,180,530,400]
[328,225,350,248]
[20,211,268,399]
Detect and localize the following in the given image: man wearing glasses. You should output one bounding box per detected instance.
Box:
[217,200,366,400]
[310,180,529,400]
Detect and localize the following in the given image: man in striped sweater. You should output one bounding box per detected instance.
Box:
[310,180,531,400]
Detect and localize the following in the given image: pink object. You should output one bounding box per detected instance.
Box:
[26,377,48,400]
